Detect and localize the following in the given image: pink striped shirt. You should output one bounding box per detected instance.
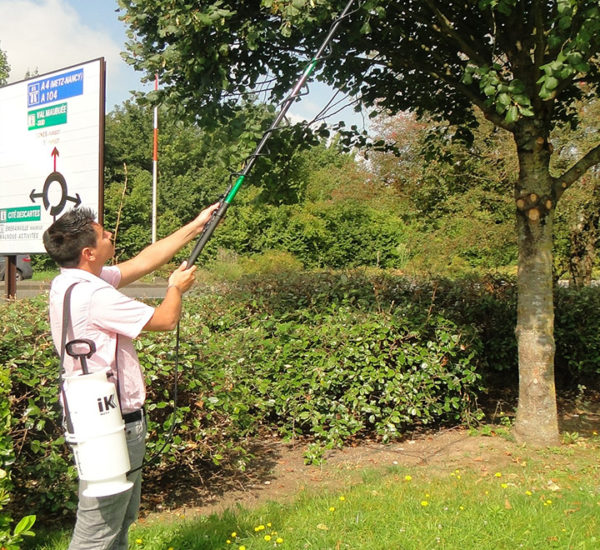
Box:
[49,266,154,414]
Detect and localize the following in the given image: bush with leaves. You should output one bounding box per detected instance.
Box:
[0,296,78,519]
[0,348,36,547]
[3,270,600,523]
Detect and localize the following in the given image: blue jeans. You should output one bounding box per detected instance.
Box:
[68,416,147,550]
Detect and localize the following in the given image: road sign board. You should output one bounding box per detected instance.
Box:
[27,68,84,108]
[0,58,105,254]
[28,103,68,130]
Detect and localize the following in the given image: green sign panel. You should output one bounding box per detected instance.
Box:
[0,206,41,223]
[27,103,68,130]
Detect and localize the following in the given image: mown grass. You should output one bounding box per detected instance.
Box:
[31,435,600,550]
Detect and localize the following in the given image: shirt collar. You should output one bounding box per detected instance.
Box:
[59,267,101,283]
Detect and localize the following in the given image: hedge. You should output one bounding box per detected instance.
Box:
[1,270,598,523]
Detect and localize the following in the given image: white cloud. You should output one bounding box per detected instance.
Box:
[0,0,143,108]
[0,0,118,79]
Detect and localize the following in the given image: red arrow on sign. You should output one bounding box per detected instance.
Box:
[51,147,59,171]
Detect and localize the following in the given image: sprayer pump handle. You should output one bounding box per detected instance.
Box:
[65,338,97,359]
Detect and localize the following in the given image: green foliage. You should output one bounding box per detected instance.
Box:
[554,286,600,382]
[210,196,411,269]
[138,273,486,470]
[118,0,600,136]
[0,296,78,517]
[0,325,37,548]
[0,47,9,86]
[365,111,518,274]
[103,100,341,261]
[5,271,600,522]
[551,98,600,285]
[103,99,417,271]
[0,510,36,550]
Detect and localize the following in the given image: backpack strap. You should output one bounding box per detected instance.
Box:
[59,281,124,412]
[60,282,78,434]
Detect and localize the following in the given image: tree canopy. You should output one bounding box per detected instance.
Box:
[118,0,600,446]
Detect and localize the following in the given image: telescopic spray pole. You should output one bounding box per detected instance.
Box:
[187,0,357,266]
[145,0,359,471]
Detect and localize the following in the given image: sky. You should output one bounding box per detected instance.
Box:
[0,0,366,128]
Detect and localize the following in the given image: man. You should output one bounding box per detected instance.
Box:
[43,203,218,550]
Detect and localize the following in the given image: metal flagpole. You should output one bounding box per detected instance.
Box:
[152,74,159,243]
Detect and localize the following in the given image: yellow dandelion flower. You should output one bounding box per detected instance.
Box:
[267,523,272,527]
[339,495,346,501]
[404,475,412,481]
[329,506,336,512]
[525,490,532,496]
[135,539,143,545]
[240,546,246,550]
[501,483,508,489]
[495,472,502,478]
[421,501,429,507]
[459,506,464,510]
[456,475,461,480]
[265,535,272,541]
[544,499,552,506]
[276,538,284,543]
[231,532,237,538]
[255,525,265,532]
[226,541,231,545]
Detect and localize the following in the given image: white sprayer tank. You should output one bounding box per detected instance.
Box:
[63,368,133,497]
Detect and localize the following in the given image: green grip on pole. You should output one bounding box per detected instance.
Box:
[225,175,246,204]
[305,59,318,78]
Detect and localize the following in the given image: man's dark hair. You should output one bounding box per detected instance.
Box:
[43,207,98,268]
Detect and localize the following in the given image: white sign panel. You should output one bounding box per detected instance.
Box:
[0,58,105,254]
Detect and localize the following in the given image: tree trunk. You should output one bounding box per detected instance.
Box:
[512,127,560,447]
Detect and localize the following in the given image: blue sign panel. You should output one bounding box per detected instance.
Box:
[27,69,84,108]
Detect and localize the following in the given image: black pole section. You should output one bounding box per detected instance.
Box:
[187,0,358,267]
[187,202,229,266]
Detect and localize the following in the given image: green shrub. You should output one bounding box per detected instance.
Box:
[4,270,600,523]
[0,296,78,519]
[0,338,37,548]
[212,200,410,269]
[554,285,600,383]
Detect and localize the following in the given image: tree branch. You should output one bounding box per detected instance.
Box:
[555,143,600,200]
[422,0,489,67]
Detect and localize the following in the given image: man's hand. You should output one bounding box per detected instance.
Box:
[191,202,221,236]
[144,261,196,331]
[168,261,196,293]
[117,202,219,288]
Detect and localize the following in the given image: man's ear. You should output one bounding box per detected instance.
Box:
[81,246,95,263]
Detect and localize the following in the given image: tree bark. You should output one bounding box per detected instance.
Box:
[512,126,560,446]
